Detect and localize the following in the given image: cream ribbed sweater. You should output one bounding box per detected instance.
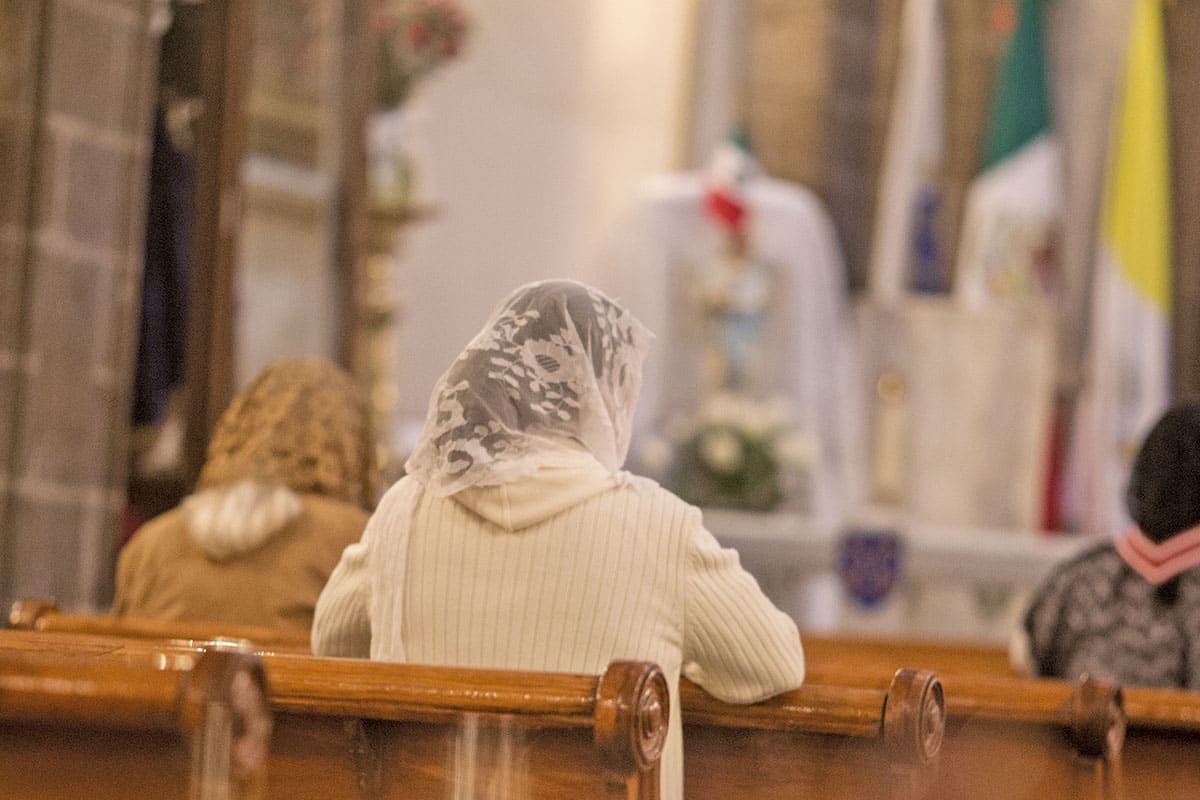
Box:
[312,458,806,799]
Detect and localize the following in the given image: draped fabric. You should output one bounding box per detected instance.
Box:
[602,174,864,523]
[1045,0,1133,396]
[1069,0,1173,536]
[406,281,652,497]
[868,0,945,300]
[132,108,194,426]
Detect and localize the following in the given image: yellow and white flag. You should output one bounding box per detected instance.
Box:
[1072,0,1172,534]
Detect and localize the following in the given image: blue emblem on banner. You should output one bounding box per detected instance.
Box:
[837,528,904,608]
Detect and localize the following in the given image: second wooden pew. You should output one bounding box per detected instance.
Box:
[10,598,312,653]
[0,628,944,800]
[804,632,1200,800]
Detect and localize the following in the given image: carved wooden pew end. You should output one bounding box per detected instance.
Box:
[883,667,946,766]
[594,659,670,776]
[7,597,55,630]
[1068,674,1125,761]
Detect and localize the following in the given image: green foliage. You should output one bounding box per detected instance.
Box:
[667,424,783,512]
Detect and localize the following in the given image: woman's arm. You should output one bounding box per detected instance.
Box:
[311,519,376,657]
[681,519,806,703]
[311,477,421,658]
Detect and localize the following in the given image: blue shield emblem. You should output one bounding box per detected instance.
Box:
[837,528,904,608]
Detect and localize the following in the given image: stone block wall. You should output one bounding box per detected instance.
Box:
[0,0,157,611]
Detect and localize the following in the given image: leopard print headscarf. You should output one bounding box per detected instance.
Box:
[197,359,379,508]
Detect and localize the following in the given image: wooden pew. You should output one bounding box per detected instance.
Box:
[10,598,312,653]
[1098,684,1200,800]
[0,642,270,800]
[23,604,1200,797]
[681,667,944,800]
[688,662,1123,800]
[7,605,1154,798]
[802,641,1123,799]
[921,673,1123,800]
[0,630,669,800]
[801,631,1016,678]
[805,632,1200,799]
[0,629,945,800]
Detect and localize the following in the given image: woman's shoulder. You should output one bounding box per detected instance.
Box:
[123,506,189,556]
[616,472,703,524]
[1057,541,1123,575]
[1036,541,1124,597]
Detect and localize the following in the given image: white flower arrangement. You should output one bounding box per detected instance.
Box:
[641,392,816,511]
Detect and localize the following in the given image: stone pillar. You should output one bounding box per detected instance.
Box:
[0,0,159,611]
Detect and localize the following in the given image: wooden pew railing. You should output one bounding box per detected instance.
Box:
[10,598,312,652]
[804,631,1200,800]
[0,630,669,800]
[923,673,1124,800]
[800,631,1017,678]
[0,642,270,800]
[28,603,1200,798]
[0,627,945,800]
[20,603,1200,798]
[681,667,944,800]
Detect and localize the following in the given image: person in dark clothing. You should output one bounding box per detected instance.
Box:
[1020,403,1200,689]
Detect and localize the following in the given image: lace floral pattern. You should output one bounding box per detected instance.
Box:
[406,280,652,495]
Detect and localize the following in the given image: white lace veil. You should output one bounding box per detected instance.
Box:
[406,280,653,496]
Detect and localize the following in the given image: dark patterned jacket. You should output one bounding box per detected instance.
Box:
[1024,544,1200,690]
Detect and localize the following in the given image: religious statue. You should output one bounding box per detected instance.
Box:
[694,227,774,393]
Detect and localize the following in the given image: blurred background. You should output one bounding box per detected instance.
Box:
[2,0,1198,642]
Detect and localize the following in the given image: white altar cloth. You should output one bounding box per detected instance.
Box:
[704,508,1098,643]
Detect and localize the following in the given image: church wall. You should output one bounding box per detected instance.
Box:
[391,0,693,433]
[0,0,158,611]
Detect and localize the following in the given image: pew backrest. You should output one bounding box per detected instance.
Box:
[801,631,1016,678]
[10,598,313,653]
[0,629,944,800]
[0,629,667,800]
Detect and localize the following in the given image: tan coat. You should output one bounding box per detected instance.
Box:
[114,493,368,635]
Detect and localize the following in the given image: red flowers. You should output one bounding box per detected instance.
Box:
[375,1,470,110]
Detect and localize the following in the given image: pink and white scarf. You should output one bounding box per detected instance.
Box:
[1115,524,1200,585]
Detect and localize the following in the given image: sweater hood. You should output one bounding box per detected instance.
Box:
[450,453,620,531]
[182,480,303,561]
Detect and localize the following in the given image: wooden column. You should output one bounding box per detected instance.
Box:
[184,0,253,481]
[1166,2,1200,400]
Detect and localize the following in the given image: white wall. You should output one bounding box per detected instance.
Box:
[393,0,693,434]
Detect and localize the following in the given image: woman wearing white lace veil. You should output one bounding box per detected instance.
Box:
[313,280,805,799]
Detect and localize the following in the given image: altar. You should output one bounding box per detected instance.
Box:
[705,509,1098,645]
